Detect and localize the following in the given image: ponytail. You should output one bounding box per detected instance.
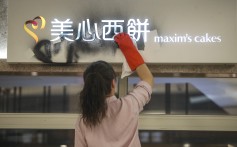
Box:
[79,61,116,128]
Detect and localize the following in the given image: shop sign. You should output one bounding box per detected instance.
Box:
[7,0,237,63]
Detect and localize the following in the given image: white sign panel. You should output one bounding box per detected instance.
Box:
[7,0,237,63]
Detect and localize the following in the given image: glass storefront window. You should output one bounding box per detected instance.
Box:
[0,130,74,147]
[1,129,237,147]
[128,77,237,115]
[139,130,237,147]
[0,76,83,113]
[1,76,237,147]
[0,76,119,113]
[1,76,237,115]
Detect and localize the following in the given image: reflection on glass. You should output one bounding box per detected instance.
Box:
[0,130,74,147]
[0,78,82,113]
[0,76,119,113]
[1,76,237,115]
[139,130,237,147]
[0,76,83,113]
[128,77,237,115]
[1,130,236,147]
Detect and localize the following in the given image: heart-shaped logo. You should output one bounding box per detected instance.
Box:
[24,16,46,43]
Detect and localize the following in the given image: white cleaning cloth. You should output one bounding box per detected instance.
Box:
[121,38,138,79]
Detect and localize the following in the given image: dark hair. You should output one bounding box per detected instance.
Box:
[79,60,116,128]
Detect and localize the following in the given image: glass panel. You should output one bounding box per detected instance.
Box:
[128,78,166,114]
[1,129,237,147]
[139,130,237,147]
[128,77,237,115]
[0,76,119,113]
[0,130,74,147]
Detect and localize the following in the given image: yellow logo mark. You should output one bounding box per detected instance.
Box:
[24,16,46,43]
